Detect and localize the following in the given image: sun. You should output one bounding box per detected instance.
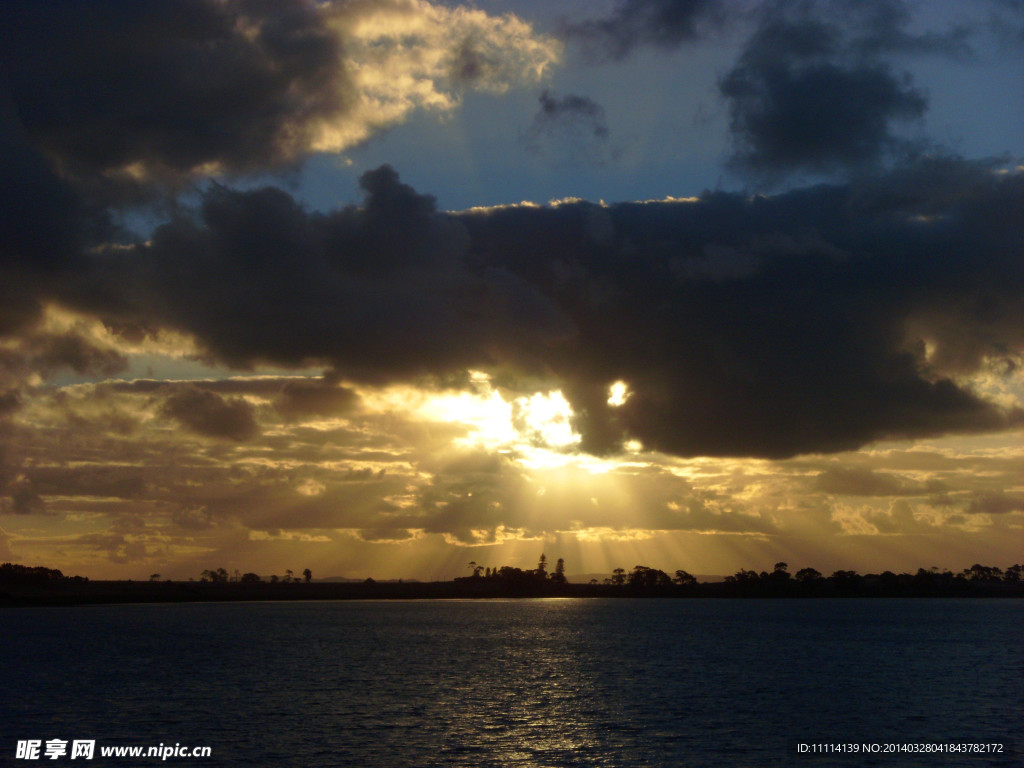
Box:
[417,383,518,448]
[608,380,631,406]
[512,390,578,448]
[360,371,643,473]
[408,371,582,460]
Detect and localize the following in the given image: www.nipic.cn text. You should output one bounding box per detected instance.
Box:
[15,740,212,761]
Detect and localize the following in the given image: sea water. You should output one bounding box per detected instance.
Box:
[3,599,1020,766]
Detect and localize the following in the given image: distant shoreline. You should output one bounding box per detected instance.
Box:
[3,578,1022,607]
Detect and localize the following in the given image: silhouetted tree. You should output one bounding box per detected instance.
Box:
[537,553,547,579]
[610,567,626,586]
[551,557,567,584]
[795,567,822,584]
[673,569,697,586]
[963,564,1002,582]
[629,565,672,588]
[200,568,229,583]
[0,564,66,584]
[830,570,862,594]
[284,568,294,583]
[303,568,312,583]
[725,568,759,584]
[240,572,261,584]
[149,573,161,582]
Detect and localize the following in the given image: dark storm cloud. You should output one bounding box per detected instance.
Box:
[0,94,102,336]
[563,0,971,61]
[0,0,346,184]
[20,466,145,501]
[812,466,945,496]
[0,0,560,355]
[561,0,971,180]
[2,0,1014,461]
[107,377,291,396]
[534,91,610,140]
[0,333,127,390]
[842,0,973,58]
[456,158,1022,458]
[0,390,21,418]
[6,480,48,516]
[159,386,259,442]
[52,158,1024,459]
[275,377,359,421]
[721,58,926,176]
[74,167,571,378]
[562,0,726,61]
[0,0,347,342]
[101,374,359,426]
[965,491,1022,516]
[32,333,128,378]
[523,90,612,165]
[0,98,90,260]
[720,4,929,178]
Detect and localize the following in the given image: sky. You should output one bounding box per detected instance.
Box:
[0,0,1021,581]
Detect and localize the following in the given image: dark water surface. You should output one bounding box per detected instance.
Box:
[3,599,1020,767]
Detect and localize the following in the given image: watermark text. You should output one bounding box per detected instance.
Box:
[15,740,211,761]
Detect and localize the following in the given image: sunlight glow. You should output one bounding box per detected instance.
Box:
[607,380,630,406]
[570,526,658,542]
[514,391,579,448]
[410,372,584,464]
[353,371,658,476]
[294,479,326,497]
[423,388,519,447]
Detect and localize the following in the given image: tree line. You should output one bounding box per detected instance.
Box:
[458,553,567,585]
[4,558,1023,598]
[0,563,88,584]
[195,567,313,584]
[597,560,1024,597]
[454,556,1024,597]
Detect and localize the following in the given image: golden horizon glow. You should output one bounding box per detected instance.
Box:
[3,362,1021,581]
